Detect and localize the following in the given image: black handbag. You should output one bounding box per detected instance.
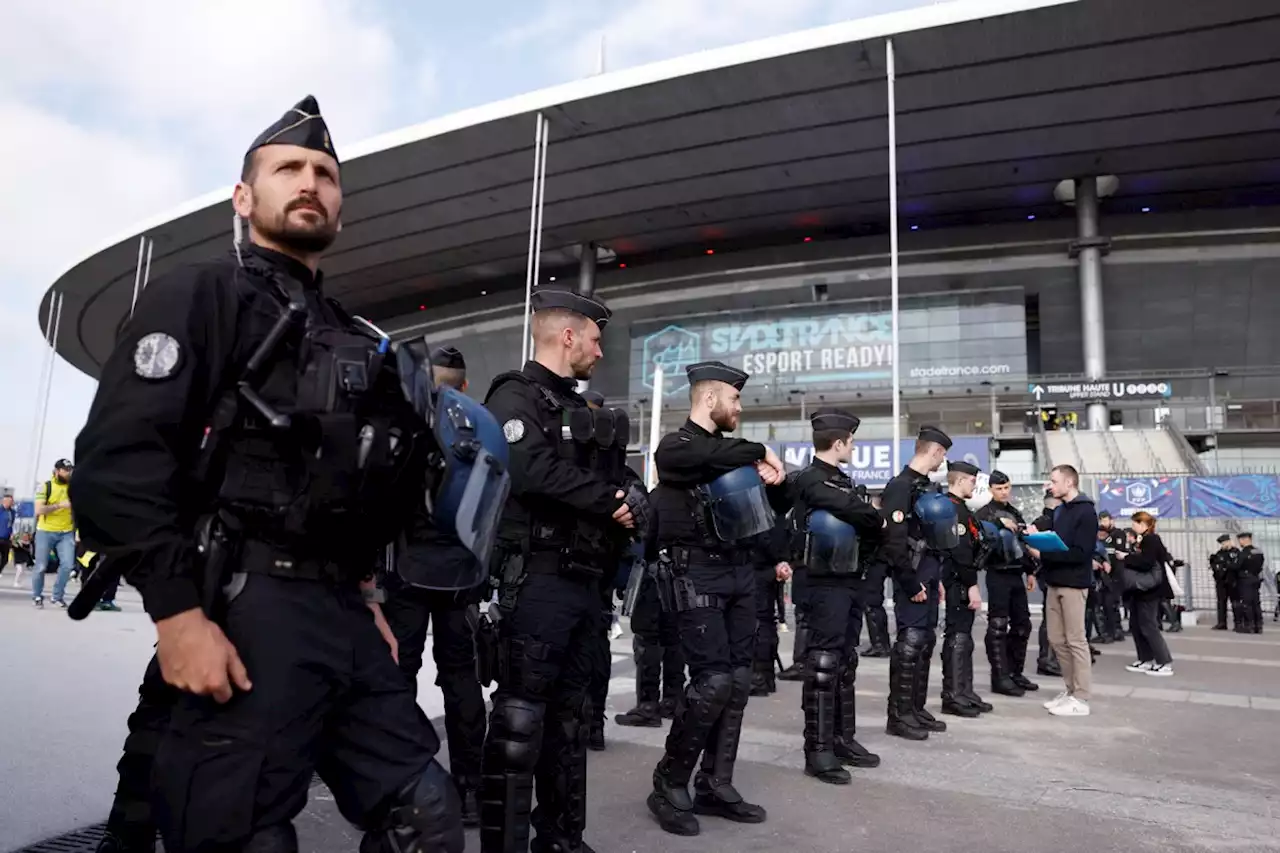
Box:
[1122,567,1160,593]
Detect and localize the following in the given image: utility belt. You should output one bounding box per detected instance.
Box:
[652,549,725,614]
[667,544,744,567]
[987,561,1024,575]
[238,539,354,583]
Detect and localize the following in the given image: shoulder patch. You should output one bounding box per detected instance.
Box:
[891,510,905,523]
[133,332,182,380]
[503,419,526,443]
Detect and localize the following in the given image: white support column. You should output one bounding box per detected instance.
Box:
[31,293,64,483]
[520,113,549,365]
[576,242,597,394]
[646,366,664,490]
[887,38,903,471]
[25,294,59,491]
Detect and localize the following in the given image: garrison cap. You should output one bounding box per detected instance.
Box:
[810,409,860,434]
[948,460,980,476]
[582,390,606,408]
[918,425,952,450]
[1238,531,1253,539]
[243,96,338,177]
[1217,534,1232,543]
[988,470,1010,486]
[429,346,465,370]
[686,361,748,391]
[530,289,612,329]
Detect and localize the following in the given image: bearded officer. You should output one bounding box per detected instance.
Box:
[937,461,990,718]
[977,471,1039,695]
[480,289,646,853]
[790,410,884,784]
[880,426,952,741]
[645,361,788,836]
[381,344,487,827]
[72,97,474,853]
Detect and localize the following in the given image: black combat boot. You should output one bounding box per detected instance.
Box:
[834,653,879,768]
[618,635,664,727]
[986,616,1024,696]
[648,672,732,836]
[802,651,850,785]
[615,700,664,727]
[913,634,947,731]
[885,631,929,741]
[693,667,767,824]
[1006,622,1039,691]
[750,649,776,697]
[940,633,980,717]
[861,606,891,658]
[958,634,993,712]
[778,624,810,681]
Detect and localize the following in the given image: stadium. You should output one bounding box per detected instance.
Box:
[35,0,1280,605]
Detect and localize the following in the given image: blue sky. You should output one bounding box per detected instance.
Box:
[0,0,930,492]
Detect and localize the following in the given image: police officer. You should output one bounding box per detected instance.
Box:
[1096,512,1127,643]
[790,410,885,784]
[1210,533,1240,631]
[937,461,990,717]
[977,471,1039,696]
[777,497,813,682]
[646,361,787,836]
[72,97,473,853]
[859,548,892,658]
[480,289,647,853]
[381,344,488,827]
[880,426,952,741]
[615,495,688,728]
[1235,532,1265,634]
[749,513,792,697]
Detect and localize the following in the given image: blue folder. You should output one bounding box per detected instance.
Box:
[1024,531,1068,553]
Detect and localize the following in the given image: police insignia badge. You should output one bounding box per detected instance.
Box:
[133,332,182,380]
[956,523,966,536]
[892,510,905,523]
[503,419,526,443]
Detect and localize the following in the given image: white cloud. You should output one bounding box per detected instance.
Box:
[0,0,432,493]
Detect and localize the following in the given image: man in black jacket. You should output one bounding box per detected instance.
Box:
[1028,465,1098,718]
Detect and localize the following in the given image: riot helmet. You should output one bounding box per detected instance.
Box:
[914,490,960,550]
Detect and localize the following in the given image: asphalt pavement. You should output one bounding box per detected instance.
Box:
[1,577,1277,852]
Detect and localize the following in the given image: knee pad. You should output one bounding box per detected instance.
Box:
[488,697,546,774]
[243,824,298,853]
[729,666,752,707]
[1010,619,1032,640]
[805,650,840,689]
[693,670,734,710]
[987,616,1010,635]
[902,627,930,655]
[365,760,464,853]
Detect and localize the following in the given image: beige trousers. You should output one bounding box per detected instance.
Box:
[1046,586,1091,701]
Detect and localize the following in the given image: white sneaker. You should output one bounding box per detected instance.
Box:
[1042,690,1070,710]
[778,623,789,633]
[1125,660,1154,673]
[609,622,624,641]
[1146,663,1174,677]
[1049,696,1091,717]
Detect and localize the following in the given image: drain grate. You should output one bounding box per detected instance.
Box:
[11,823,108,853]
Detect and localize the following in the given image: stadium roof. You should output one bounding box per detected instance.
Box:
[44,0,1280,378]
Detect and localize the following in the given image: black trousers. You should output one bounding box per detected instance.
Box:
[381,583,487,791]
[589,584,614,728]
[1238,578,1264,630]
[629,576,685,702]
[753,567,780,675]
[1129,595,1172,666]
[808,580,863,658]
[482,569,601,851]
[106,656,180,847]
[985,570,1031,679]
[0,538,10,573]
[1214,576,1234,626]
[153,574,443,851]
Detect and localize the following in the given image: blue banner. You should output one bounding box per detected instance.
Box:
[1187,475,1280,519]
[1096,477,1184,519]
[773,436,990,486]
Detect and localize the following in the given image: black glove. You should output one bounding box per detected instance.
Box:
[624,482,653,539]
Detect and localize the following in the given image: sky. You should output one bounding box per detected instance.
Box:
[0,0,931,494]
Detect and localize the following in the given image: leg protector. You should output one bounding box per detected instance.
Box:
[362,760,464,853]
[940,633,976,716]
[693,666,765,823]
[802,651,848,784]
[885,629,929,740]
[958,634,992,711]
[655,671,733,795]
[480,696,545,853]
[661,642,686,714]
[634,634,662,704]
[863,606,891,657]
[986,616,1023,696]
[915,633,946,731]
[531,693,590,852]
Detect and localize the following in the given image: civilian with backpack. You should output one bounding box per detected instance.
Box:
[32,459,77,609]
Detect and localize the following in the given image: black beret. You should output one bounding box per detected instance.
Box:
[244,96,338,174]
[988,470,1010,486]
[948,460,980,476]
[429,345,465,370]
[918,425,952,450]
[686,361,748,391]
[1217,534,1232,543]
[530,289,612,328]
[1238,531,1253,539]
[582,390,606,407]
[810,409,860,434]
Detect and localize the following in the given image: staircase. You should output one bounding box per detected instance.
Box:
[1043,430,1083,472]
[1146,428,1192,473]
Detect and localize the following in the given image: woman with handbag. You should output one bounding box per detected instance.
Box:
[1119,512,1175,677]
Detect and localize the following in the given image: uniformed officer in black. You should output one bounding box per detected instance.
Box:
[859,543,893,659]
[1095,512,1126,643]
[480,289,645,853]
[72,97,464,853]
[1210,533,1240,630]
[977,471,1040,696]
[382,345,487,827]
[614,493,688,728]
[789,410,885,784]
[646,361,788,837]
[748,513,792,697]
[1235,532,1265,634]
[581,388,621,752]
[937,461,990,718]
[879,426,951,741]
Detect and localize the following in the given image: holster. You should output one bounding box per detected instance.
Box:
[195,512,242,620]
[475,608,501,688]
[495,550,527,613]
[654,553,677,614]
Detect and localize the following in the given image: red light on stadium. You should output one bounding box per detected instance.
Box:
[803,236,812,242]
[419,304,426,311]
[619,263,627,268]
[705,249,715,255]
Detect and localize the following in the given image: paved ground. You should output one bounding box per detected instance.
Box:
[2,575,1278,852]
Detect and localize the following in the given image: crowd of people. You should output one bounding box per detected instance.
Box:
[27,94,1269,853]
